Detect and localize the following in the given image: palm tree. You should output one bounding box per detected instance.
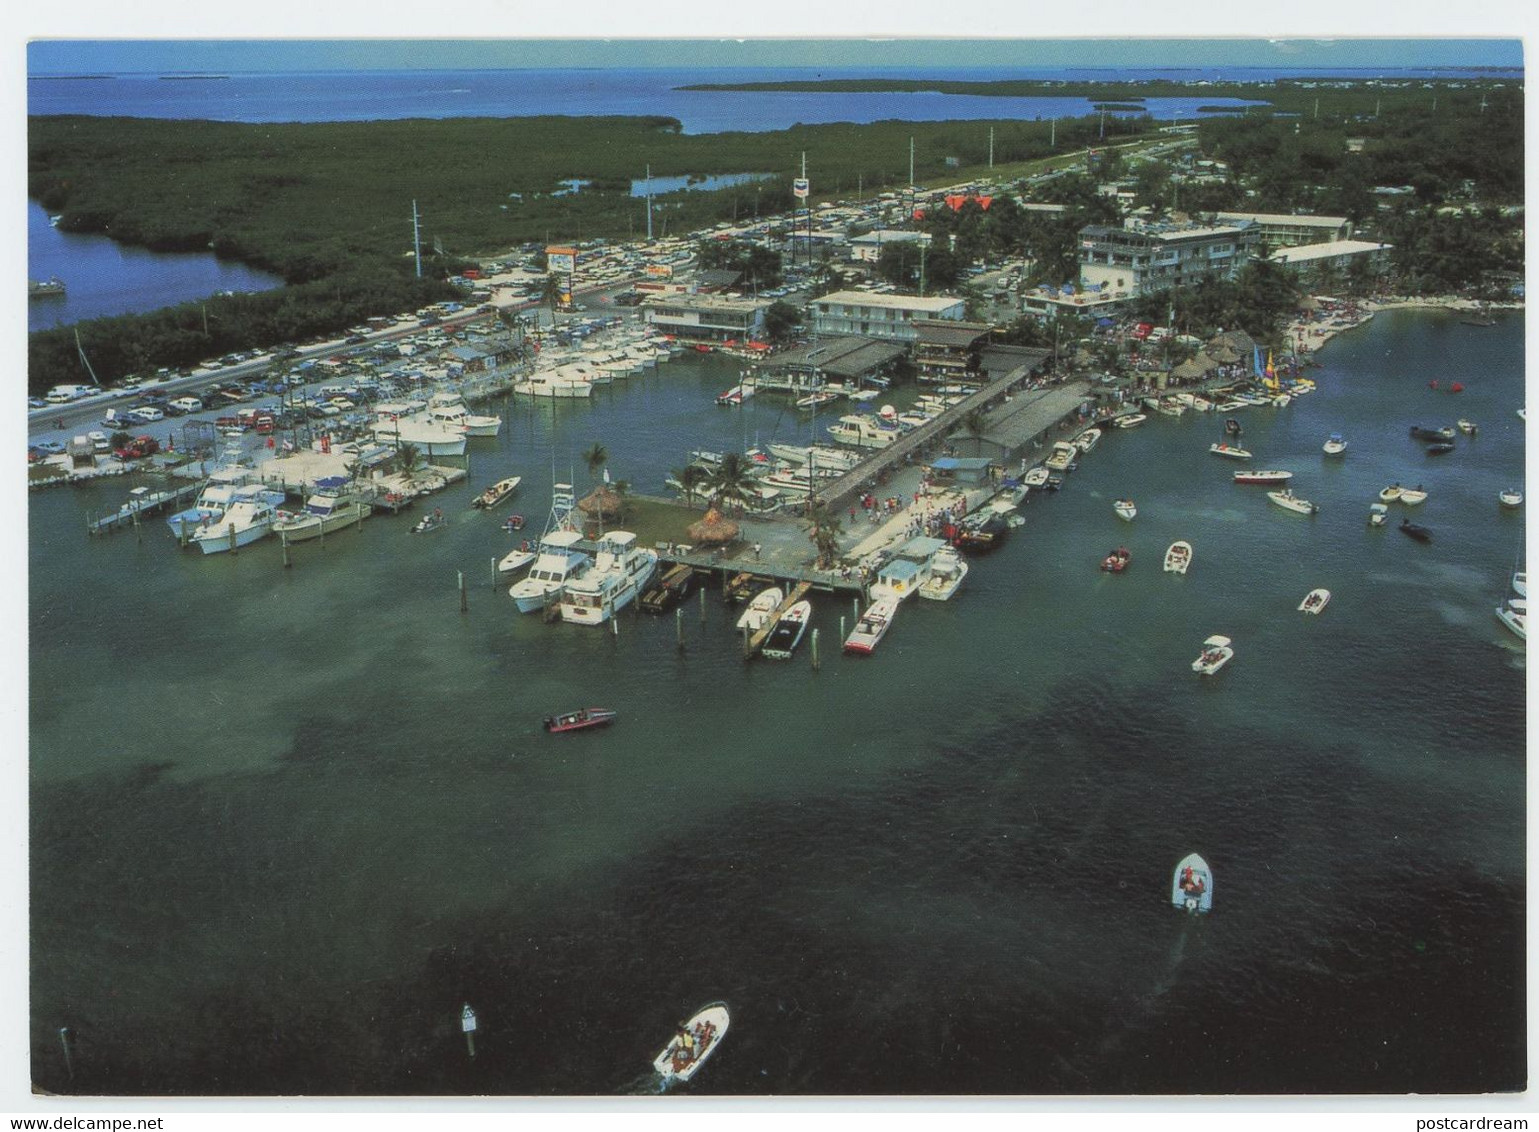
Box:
[671,463,712,507]
[582,442,608,484]
[542,272,564,320]
[707,451,758,514]
[806,501,845,569]
[395,441,422,482]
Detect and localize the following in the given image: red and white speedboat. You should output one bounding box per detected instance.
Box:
[542,708,617,733]
[843,596,899,655]
[654,1002,730,1087]
[1232,469,1293,485]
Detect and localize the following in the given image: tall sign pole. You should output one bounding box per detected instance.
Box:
[645,164,653,242]
[793,152,811,267]
[412,200,422,278]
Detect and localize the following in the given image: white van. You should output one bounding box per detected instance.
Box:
[169,396,204,414]
[46,384,93,403]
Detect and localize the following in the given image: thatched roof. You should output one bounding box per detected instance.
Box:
[1173,354,1220,379]
[578,485,623,519]
[688,507,740,545]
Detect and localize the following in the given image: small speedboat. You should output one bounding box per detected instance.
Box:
[1499,488,1523,508]
[471,475,522,510]
[653,1002,730,1087]
[1172,853,1213,914]
[1379,484,1403,503]
[1426,441,1456,456]
[1023,466,1050,488]
[1397,487,1428,506]
[500,514,527,532]
[1163,540,1192,575]
[1494,599,1527,641]
[1191,635,1233,676]
[1267,489,1319,515]
[1368,503,1389,527]
[1224,417,1244,436]
[762,600,812,660]
[1298,588,1331,615]
[1101,546,1131,573]
[843,596,898,656]
[1113,413,1147,429]
[1209,442,1253,460]
[736,586,785,632]
[1399,518,1433,542]
[498,540,537,575]
[1113,498,1137,522]
[411,509,447,534]
[1322,433,1347,456]
[1410,425,1456,442]
[1233,469,1292,485]
[1457,419,1477,435]
[542,707,617,733]
[1513,571,1527,598]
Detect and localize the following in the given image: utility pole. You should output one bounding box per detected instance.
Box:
[988,126,994,170]
[645,164,653,242]
[412,199,422,278]
[1051,118,1056,149]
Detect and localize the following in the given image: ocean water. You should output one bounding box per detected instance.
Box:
[28,309,1525,1095]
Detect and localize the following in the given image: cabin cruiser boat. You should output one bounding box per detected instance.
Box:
[952,512,1009,554]
[1368,503,1389,527]
[735,586,784,632]
[916,545,968,601]
[842,596,899,655]
[1512,571,1527,598]
[1164,541,1192,574]
[273,478,372,542]
[1298,588,1331,615]
[515,367,593,398]
[1191,635,1233,676]
[508,529,591,612]
[558,531,658,625]
[371,406,467,457]
[166,467,287,538]
[1267,489,1319,515]
[425,390,501,437]
[825,413,900,449]
[766,442,861,472]
[190,495,279,554]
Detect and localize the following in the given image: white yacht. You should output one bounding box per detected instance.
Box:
[370,403,467,456]
[166,470,286,538]
[558,531,658,625]
[273,479,372,542]
[514,366,593,398]
[508,529,591,613]
[425,390,501,437]
[190,495,279,554]
[825,413,900,449]
[871,536,950,603]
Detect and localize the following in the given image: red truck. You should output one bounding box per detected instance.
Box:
[114,435,161,461]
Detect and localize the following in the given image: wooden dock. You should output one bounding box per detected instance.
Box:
[86,482,203,536]
[743,580,813,658]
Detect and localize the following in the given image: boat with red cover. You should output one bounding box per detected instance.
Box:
[543,707,617,733]
[1101,546,1131,573]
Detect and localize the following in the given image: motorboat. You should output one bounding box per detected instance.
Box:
[762,600,812,660]
[1101,546,1131,573]
[1322,433,1347,456]
[795,389,840,412]
[1426,442,1456,456]
[735,586,784,632]
[1172,853,1213,914]
[508,529,591,612]
[1267,489,1319,515]
[1410,425,1456,442]
[166,469,286,538]
[825,413,900,449]
[1397,487,1428,505]
[190,496,279,554]
[1022,466,1050,487]
[1191,635,1233,676]
[471,475,522,510]
[1224,417,1244,436]
[558,531,658,625]
[542,707,616,733]
[501,514,526,533]
[871,536,949,602]
[410,508,447,534]
[916,545,969,601]
[653,1002,730,1088]
[1113,499,1137,522]
[1043,441,1079,471]
[514,367,593,398]
[843,596,899,656]
[1298,588,1331,615]
[951,512,1009,554]
[1368,503,1389,527]
[1163,540,1192,575]
[1499,488,1523,508]
[273,479,372,542]
[1399,518,1433,542]
[1512,571,1527,598]
[1113,412,1147,428]
[638,563,697,614]
[1494,599,1527,641]
[1233,469,1293,485]
[1073,427,1102,453]
[1209,442,1253,460]
[1457,419,1477,435]
[370,406,468,457]
[765,442,860,472]
[497,543,537,576]
[1378,484,1403,503]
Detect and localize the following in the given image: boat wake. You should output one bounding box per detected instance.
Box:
[620,1071,668,1095]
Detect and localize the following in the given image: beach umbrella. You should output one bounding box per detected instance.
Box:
[687,507,740,545]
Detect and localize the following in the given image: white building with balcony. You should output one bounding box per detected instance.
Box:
[1077,219,1260,300]
[810,291,966,343]
[643,294,771,341]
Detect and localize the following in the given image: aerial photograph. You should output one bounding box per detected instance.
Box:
[21,28,1527,1106]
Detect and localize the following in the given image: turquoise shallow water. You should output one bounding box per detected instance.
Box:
[28,309,1526,1095]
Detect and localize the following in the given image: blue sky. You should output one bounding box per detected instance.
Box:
[26,38,1525,75]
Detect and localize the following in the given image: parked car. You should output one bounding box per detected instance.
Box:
[169,396,204,414]
[129,406,165,423]
[114,435,160,460]
[30,440,66,455]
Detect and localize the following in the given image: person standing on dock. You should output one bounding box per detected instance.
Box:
[752,542,761,560]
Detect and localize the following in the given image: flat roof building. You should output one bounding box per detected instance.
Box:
[1078,220,1260,300]
[849,230,932,263]
[1269,239,1392,283]
[644,294,770,341]
[810,290,966,343]
[1212,211,1353,248]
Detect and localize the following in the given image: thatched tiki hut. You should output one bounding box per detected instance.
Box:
[687,507,740,547]
[578,485,624,520]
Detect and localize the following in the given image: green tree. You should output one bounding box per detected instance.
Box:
[394,441,422,482]
[671,463,712,507]
[762,300,802,342]
[806,501,845,569]
[582,442,608,484]
[542,273,564,317]
[707,451,758,513]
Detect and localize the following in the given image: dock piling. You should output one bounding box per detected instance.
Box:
[227,523,237,554]
[458,571,467,613]
[281,530,291,568]
[675,606,684,652]
[811,627,820,671]
[58,1027,73,1081]
[491,557,499,590]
